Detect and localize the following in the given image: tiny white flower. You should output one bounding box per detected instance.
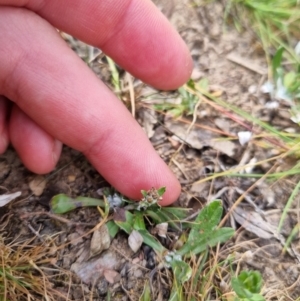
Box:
[264,101,279,109]
[107,193,123,208]
[237,131,252,146]
[261,81,274,94]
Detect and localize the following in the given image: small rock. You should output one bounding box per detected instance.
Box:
[209,22,221,37]
[71,251,120,284]
[248,85,257,94]
[72,287,84,300]
[133,269,143,278]
[132,257,141,264]
[191,68,203,81]
[67,175,76,182]
[63,255,73,268]
[97,279,108,295]
[154,223,168,238]
[90,224,111,258]
[67,232,83,246]
[29,176,46,196]
[128,230,143,253]
[120,263,130,277]
[103,270,120,284]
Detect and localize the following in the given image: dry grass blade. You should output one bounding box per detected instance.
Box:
[0,235,68,301]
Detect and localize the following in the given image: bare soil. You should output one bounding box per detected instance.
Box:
[1,1,300,300]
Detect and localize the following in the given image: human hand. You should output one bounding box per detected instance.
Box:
[0,0,192,205]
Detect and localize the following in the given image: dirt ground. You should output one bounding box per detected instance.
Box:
[1,1,300,300]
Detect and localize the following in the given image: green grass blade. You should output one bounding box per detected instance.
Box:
[272,47,285,80]
[278,180,300,231]
[200,89,293,143]
[139,281,151,301]
[137,229,166,254]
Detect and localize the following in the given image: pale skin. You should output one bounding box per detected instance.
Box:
[0,0,193,205]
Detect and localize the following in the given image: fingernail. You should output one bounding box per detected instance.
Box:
[52,140,62,165]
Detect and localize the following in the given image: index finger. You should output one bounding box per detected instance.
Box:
[0,7,183,205]
[1,0,192,89]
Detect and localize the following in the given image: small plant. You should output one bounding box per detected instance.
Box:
[263,46,300,124]
[154,79,206,117]
[168,200,234,301]
[231,270,265,301]
[50,188,234,301]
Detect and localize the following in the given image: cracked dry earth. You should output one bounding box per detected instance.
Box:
[1,1,300,300]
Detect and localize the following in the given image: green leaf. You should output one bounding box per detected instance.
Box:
[146,209,179,230]
[106,221,119,238]
[175,201,234,256]
[188,200,223,240]
[177,227,234,257]
[143,210,163,224]
[249,294,266,301]
[103,196,110,217]
[145,207,190,230]
[169,107,184,118]
[160,207,190,221]
[133,211,146,230]
[141,190,147,197]
[157,186,166,197]
[114,210,134,234]
[232,277,253,298]
[272,47,284,81]
[238,271,263,294]
[137,229,166,254]
[198,77,209,90]
[187,78,196,89]
[50,194,105,214]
